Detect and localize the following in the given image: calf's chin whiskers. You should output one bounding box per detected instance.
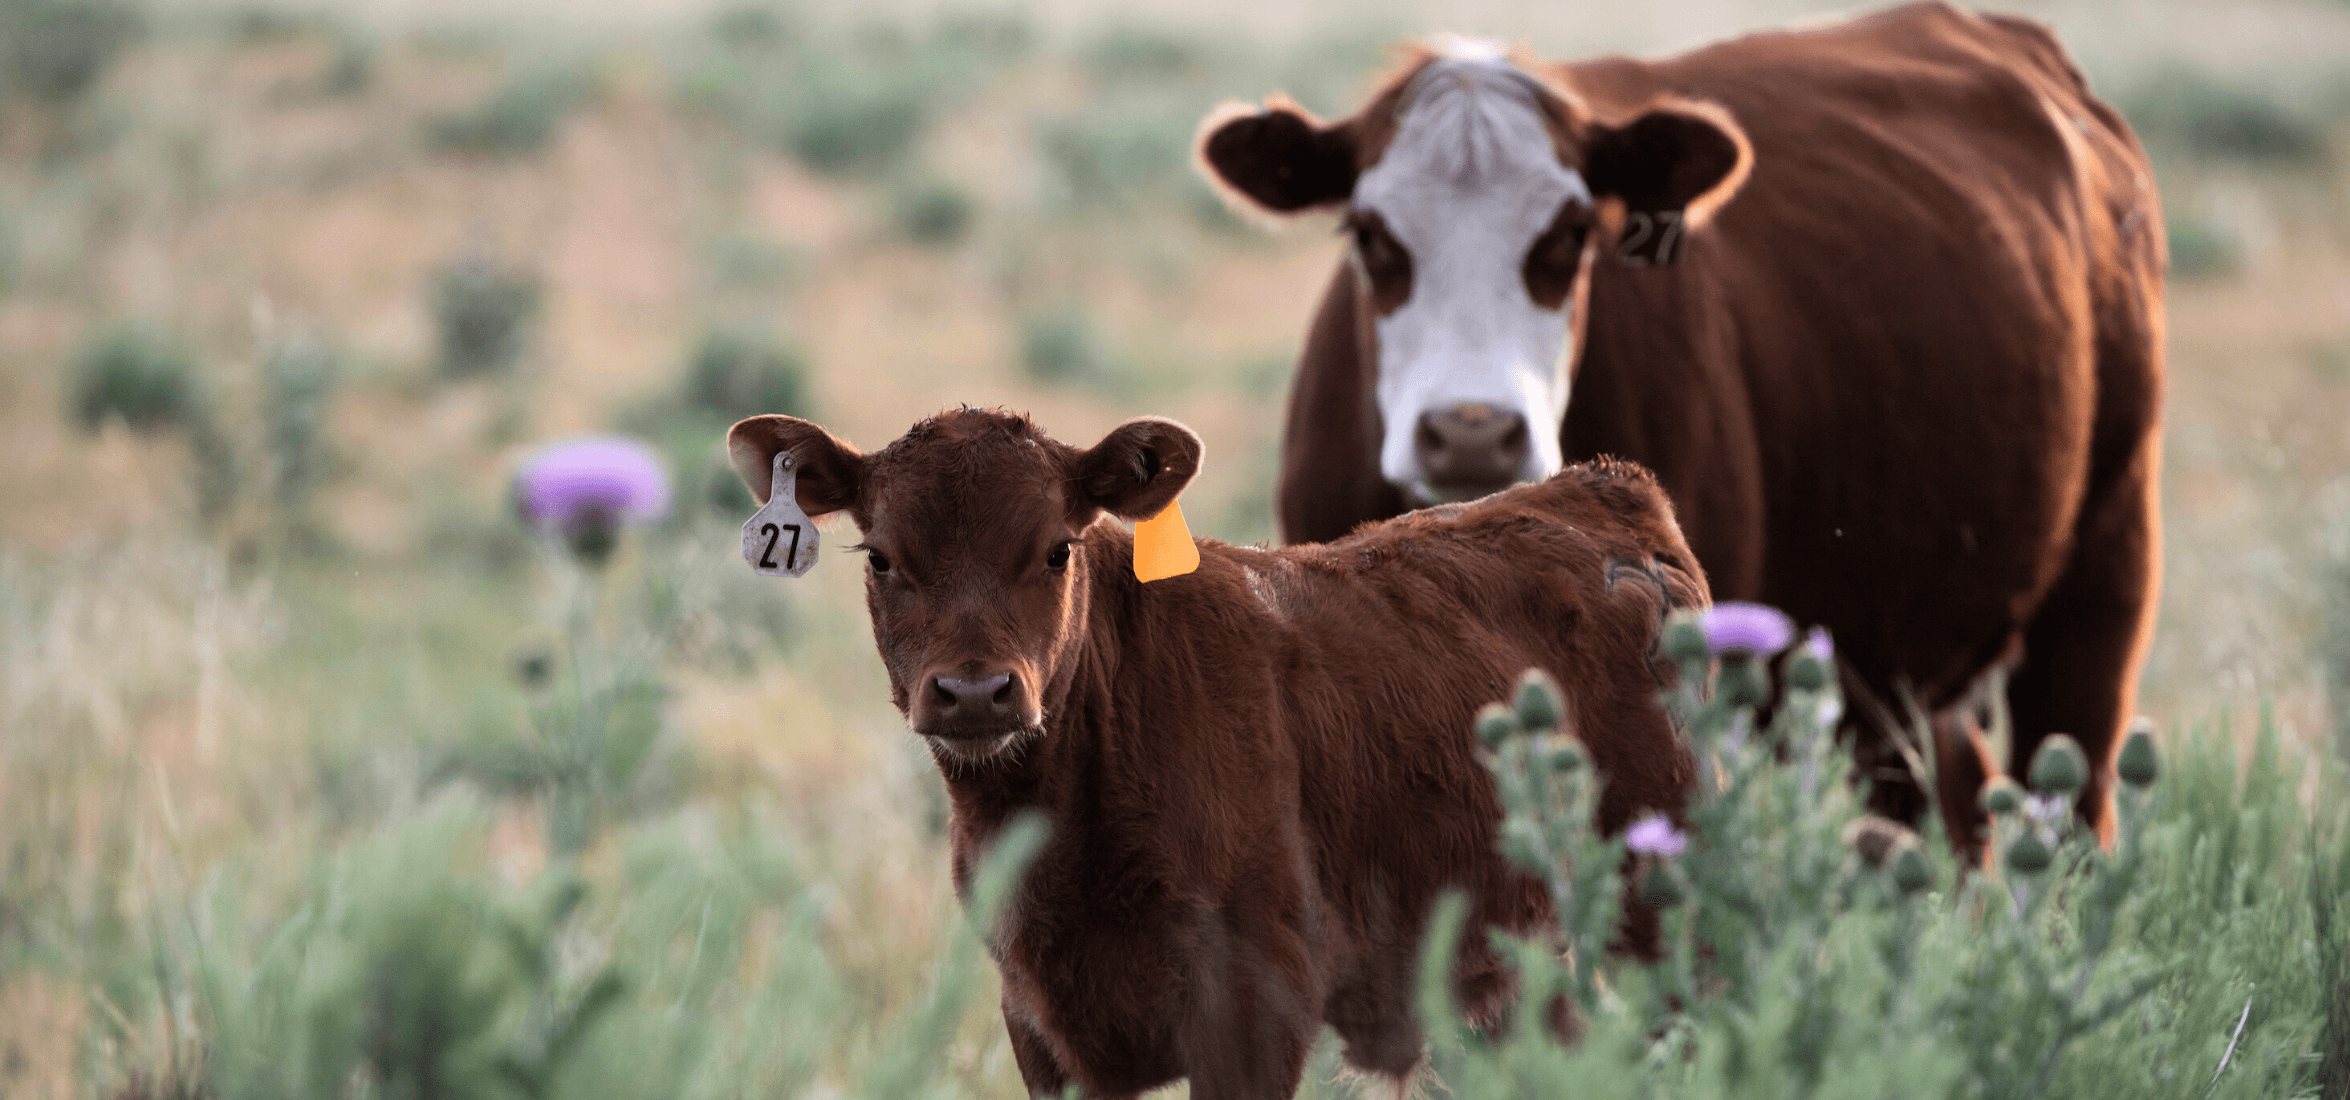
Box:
[922,722,1045,774]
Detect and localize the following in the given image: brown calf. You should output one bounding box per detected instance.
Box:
[729,408,1702,1099]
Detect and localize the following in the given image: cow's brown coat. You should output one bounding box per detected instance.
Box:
[729,408,1703,1099]
[1200,2,2164,851]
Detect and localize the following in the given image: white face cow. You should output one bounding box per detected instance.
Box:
[1198,42,1748,504]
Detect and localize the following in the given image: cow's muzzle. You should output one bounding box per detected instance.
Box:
[1412,402,1531,502]
[911,666,1042,743]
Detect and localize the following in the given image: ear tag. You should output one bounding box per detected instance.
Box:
[1132,499,1199,583]
[742,452,818,578]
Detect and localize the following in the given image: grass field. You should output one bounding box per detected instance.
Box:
[2,0,2349,1094]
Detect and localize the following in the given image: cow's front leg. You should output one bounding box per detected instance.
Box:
[1177,926,1320,1100]
[1005,1002,1084,1099]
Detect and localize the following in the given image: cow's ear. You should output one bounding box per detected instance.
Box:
[728,415,867,516]
[1196,99,1359,214]
[1582,100,1751,224]
[1073,417,1204,521]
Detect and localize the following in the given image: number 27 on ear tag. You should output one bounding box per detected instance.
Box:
[742,452,818,578]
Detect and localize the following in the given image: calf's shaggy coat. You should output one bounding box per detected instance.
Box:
[730,408,1702,1099]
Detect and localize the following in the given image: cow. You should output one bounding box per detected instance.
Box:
[1193,0,2165,854]
[728,407,1704,1099]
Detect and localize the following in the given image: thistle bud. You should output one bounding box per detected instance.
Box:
[1514,670,1563,732]
[1891,845,1933,895]
[1501,818,1546,871]
[2027,734,2088,796]
[1475,703,1518,749]
[2004,829,2053,875]
[1980,777,2025,817]
[1786,652,1829,692]
[1664,615,1711,665]
[1548,741,1587,774]
[1721,661,1769,708]
[1640,861,1689,910]
[2117,719,2159,789]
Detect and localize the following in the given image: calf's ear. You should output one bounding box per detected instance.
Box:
[1074,418,1204,521]
[1196,99,1359,214]
[1582,99,1751,225]
[728,415,867,517]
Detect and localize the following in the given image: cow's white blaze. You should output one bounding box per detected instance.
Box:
[1353,57,1588,501]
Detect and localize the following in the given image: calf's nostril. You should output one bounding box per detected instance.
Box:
[929,678,958,708]
[993,674,1018,705]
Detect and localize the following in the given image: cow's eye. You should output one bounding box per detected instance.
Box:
[866,549,893,575]
[1046,541,1072,571]
[1521,202,1593,310]
[1344,210,1414,312]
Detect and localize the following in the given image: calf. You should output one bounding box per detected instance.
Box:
[729,408,1702,1099]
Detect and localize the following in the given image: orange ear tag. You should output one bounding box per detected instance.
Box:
[1132,499,1199,583]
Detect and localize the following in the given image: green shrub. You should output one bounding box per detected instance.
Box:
[779,58,928,175]
[261,335,339,512]
[1079,24,1209,84]
[1411,608,2350,1098]
[68,323,199,432]
[0,0,140,103]
[683,327,808,423]
[429,65,585,156]
[2167,210,2241,281]
[2124,65,2329,166]
[707,2,788,48]
[1019,307,1106,385]
[891,176,974,247]
[433,259,542,378]
[1042,103,1194,208]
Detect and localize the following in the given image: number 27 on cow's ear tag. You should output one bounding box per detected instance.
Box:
[742,452,817,578]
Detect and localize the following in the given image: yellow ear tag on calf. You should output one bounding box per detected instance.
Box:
[1132,499,1199,583]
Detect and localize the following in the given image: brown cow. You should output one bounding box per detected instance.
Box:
[1195,1,2164,852]
[728,407,1703,1099]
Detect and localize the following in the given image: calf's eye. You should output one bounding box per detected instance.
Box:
[1046,541,1072,570]
[867,550,893,575]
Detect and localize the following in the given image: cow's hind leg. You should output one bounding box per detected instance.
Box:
[2003,396,2160,846]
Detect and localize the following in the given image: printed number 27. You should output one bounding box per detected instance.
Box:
[1618,210,1685,267]
[759,522,802,570]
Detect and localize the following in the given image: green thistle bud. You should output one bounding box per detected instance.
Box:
[1664,616,1711,665]
[1786,653,1829,692]
[1640,861,1689,910]
[1980,777,2025,817]
[1514,670,1564,732]
[1721,661,1768,708]
[1501,818,1546,871]
[1891,845,1933,895]
[2004,829,2053,875]
[1549,741,1587,774]
[2027,734,2087,796]
[1475,703,1518,749]
[2117,719,2159,788]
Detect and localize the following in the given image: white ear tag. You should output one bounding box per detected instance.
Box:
[742,451,818,578]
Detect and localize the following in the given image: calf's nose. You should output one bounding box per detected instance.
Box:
[1414,403,1532,496]
[931,671,1015,710]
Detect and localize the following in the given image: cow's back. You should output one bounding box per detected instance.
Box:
[1555,0,2162,713]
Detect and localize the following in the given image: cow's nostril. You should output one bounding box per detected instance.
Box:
[1500,416,1529,455]
[993,674,1018,705]
[1415,415,1447,456]
[930,678,958,708]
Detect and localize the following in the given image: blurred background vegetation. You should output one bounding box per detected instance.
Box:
[0,0,2347,1094]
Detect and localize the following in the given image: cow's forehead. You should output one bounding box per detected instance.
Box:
[1355,58,1584,224]
[865,412,1073,543]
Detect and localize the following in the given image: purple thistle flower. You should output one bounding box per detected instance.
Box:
[1624,815,1687,858]
[1803,626,1834,663]
[515,436,671,565]
[1701,602,1795,657]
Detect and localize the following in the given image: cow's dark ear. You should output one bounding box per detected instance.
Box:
[728,415,867,517]
[1073,418,1204,521]
[1196,99,1359,214]
[1583,100,1751,224]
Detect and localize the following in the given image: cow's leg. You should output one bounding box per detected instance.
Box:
[1931,707,1998,865]
[1004,1005,1079,1099]
[2002,412,2160,847]
[1179,934,1319,1100]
